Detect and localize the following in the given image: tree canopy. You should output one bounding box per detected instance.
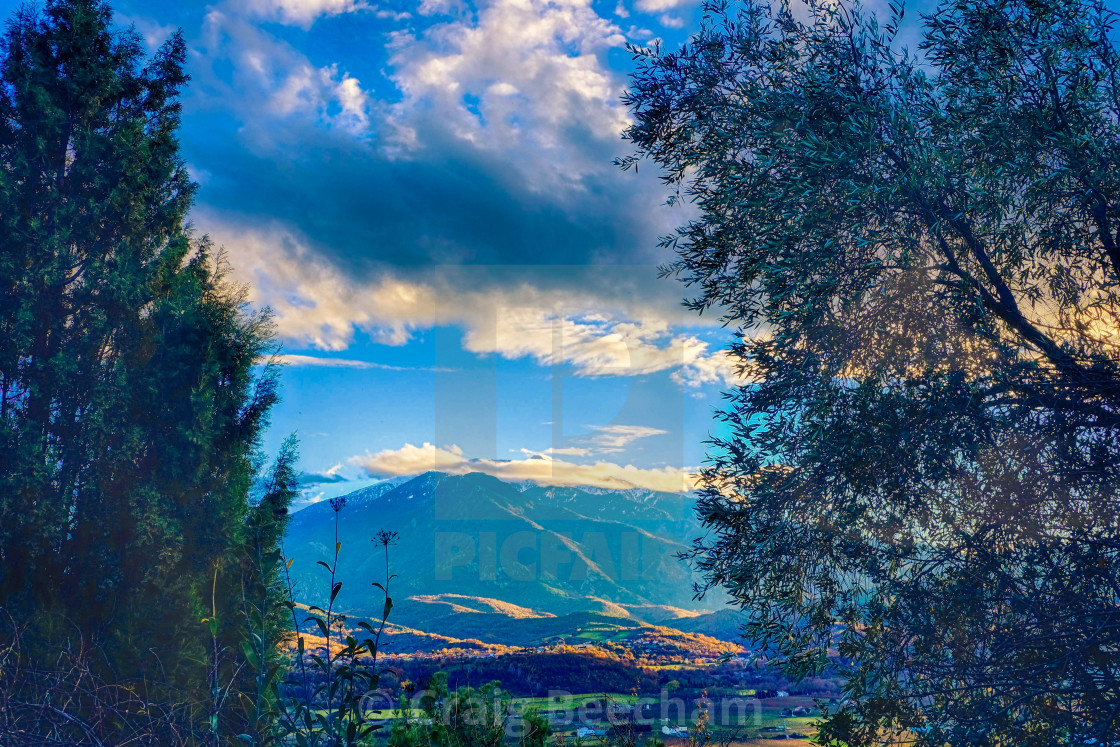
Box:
[621,0,1120,743]
[0,0,292,740]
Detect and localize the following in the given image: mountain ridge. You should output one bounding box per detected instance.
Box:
[283,471,742,652]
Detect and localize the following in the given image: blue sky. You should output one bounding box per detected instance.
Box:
[19,0,749,503]
[2,0,1004,503]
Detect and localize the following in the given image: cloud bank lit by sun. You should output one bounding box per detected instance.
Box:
[349,441,698,492]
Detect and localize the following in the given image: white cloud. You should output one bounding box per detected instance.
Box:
[418,0,468,15]
[350,442,697,492]
[183,0,726,385]
[472,307,742,384]
[625,24,658,43]
[332,73,372,132]
[272,354,450,372]
[267,63,371,135]
[243,0,371,27]
[212,217,742,388]
[634,0,696,12]
[196,10,373,139]
[521,446,593,457]
[517,425,665,458]
[671,349,751,389]
[352,442,469,475]
[585,424,667,451]
[385,0,629,191]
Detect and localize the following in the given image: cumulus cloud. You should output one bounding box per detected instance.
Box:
[243,0,371,27]
[672,349,751,389]
[476,311,693,376]
[182,0,689,285]
[385,0,629,192]
[468,309,746,386]
[195,9,374,142]
[176,0,740,394]
[269,63,371,134]
[216,217,741,387]
[352,442,470,475]
[350,442,697,492]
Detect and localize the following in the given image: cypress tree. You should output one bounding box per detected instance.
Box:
[0,0,284,726]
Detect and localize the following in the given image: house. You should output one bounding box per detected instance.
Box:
[576,726,607,738]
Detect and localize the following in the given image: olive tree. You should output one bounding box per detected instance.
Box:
[621,0,1120,743]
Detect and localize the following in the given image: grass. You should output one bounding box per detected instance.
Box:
[705,712,819,745]
[367,709,427,719]
[512,693,643,710]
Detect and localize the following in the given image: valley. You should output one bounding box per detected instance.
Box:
[282,471,844,743]
[284,471,746,657]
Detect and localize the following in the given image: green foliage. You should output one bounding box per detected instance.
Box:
[218,436,301,746]
[621,0,1120,743]
[275,508,398,747]
[388,676,552,747]
[0,0,288,741]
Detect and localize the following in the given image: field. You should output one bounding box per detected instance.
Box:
[512,693,643,711]
[354,688,824,746]
[708,696,819,742]
[521,694,821,746]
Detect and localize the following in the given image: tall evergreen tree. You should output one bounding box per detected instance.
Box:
[0,0,280,709]
[225,435,299,744]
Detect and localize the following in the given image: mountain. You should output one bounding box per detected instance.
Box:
[283,472,743,651]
